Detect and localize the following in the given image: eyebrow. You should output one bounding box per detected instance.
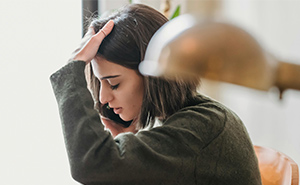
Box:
[100,75,121,80]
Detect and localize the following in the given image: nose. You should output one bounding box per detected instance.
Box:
[99,85,113,105]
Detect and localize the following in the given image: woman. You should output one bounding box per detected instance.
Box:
[51,4,262,185]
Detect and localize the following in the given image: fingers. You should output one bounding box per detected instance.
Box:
[81,27,95,45]
[84,26,95,37]
[72,20,114,63]
[102,20,114,35]
[100,117,139,138]
[101,117,122,138]
[95,20,114,39]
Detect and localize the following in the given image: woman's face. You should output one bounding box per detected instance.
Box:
[91,56,144,122]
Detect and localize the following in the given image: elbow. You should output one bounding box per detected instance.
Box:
[70,167,86,183]
[69,157,106,183]
[70,164,93,184]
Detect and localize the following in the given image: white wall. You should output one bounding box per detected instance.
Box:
[0,0,81,184]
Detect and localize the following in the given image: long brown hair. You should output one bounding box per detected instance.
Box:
[86,4,200,128]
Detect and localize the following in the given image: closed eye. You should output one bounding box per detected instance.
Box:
[110,83,119,90]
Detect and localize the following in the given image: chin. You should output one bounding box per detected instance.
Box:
[119,114,133,122]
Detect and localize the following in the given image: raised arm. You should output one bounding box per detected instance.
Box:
[50,60,211,184]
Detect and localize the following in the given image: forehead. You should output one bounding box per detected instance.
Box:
[91,57,130,79]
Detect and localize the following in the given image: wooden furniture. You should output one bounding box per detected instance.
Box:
[254,145,299,185]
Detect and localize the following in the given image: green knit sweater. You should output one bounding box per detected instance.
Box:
[50,60,262,185]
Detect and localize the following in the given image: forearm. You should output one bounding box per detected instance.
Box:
[50,61,118,182]
[49,61,200,184]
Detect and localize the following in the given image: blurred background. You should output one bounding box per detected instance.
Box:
[0,0,299,184]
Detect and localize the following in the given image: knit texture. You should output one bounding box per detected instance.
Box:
[50,61,262,185]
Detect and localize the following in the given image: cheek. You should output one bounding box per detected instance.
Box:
[124,87,144,108]
[121,80,144,115]
[132,79,144,106]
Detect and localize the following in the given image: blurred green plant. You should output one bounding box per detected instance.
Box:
[170,5,180,19]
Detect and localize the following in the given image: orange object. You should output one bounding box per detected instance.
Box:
[254,145,299,185]
[140,15,300,98]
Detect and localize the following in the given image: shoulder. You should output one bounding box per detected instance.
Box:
[161,94,242,145]
[164,94,232,128]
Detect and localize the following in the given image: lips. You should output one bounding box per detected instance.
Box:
[113,107,122,114]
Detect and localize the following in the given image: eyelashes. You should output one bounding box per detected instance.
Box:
[110,83,120,90]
